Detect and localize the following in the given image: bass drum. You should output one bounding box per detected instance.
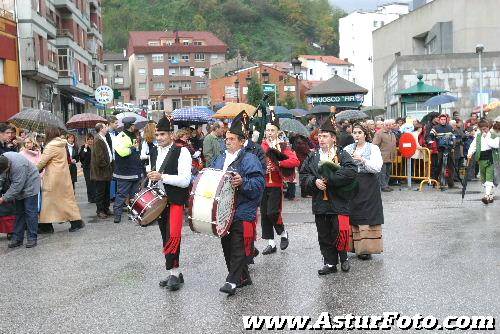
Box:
[188,168,236,237]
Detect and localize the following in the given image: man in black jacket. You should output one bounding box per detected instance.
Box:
[300,116,357,275]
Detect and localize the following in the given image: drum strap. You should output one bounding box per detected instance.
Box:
[157,145,180,174]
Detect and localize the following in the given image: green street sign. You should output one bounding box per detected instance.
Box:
[262,84,276,93]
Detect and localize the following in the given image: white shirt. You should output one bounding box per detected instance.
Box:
[156,144,191,189]
[223,149,241,172]
[319,146,337,162]
[99,133,113,162]
[468,131,499,156]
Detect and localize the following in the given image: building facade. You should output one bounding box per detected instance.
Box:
[373,0,500,116]
[339,2,409,106]
[16,0,104,122]
[0,8,20,120]
[209,64,308,107]
[103,51,130,104]
[298,55,353,82]
[127,31,227,111]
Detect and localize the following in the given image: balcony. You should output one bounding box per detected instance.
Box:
[57,29,74,40]
[0,8,14,20]
[19,38,58,83]
[58,77,94,95]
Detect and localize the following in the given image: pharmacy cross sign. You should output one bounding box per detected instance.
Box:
[95,85,114,105]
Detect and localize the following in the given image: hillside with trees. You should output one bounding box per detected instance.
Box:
[102,0,345,61]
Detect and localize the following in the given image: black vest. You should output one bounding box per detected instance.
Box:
[150,144,190,205]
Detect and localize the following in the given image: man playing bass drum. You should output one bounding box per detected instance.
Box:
[147,116,192,292]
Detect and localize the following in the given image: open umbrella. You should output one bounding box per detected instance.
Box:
[173,106,214,124]
[310,105,331,115]
[361,106,386,119]
[335,109,368,122]
[279,118,309,137]
[213,102,226,112]
[486,106,500,120]
[421,111,440,125]
[423,94,458,106]
[213,103,257,119]
[273,106,294,119]
[66,113,107,129]
[115,112,148,129]
[289,108,308,117]
[8,108,67,132]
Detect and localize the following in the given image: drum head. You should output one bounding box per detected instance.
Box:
[139,197,168,226]
[214,173,235,237]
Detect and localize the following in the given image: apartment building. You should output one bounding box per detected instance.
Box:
[17,0,104,122]
[127,31,227,111]
[0,7,21,120]
[298,55,354,82]
[103,51,130,103]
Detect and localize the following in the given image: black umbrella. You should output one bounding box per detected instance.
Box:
[310,105,331,114]
[335,109,369,122]
[8,108,67,132]
[421,111,440,125]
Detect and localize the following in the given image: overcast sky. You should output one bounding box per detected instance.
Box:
[330,0,411,12]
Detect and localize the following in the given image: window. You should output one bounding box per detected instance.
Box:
[136,55,145,61]
[181,54,189,62]
[194,68,205,77]
[58,48,74,77]
[169,81,179,89]
[152,54,164,62]
[194,53,205,62]
[425,38,437,55]
[211,54,218,59]
[152,68,164,76]
[153,82,165,91]
[138,68,146,75]
[169,68,177,76]
[182,81,191,90]
[193,41,203,46]
[114,63,122,71]
[309,68,313,75]
[196,81,206,89]
[148,40,160,46]
[114,77,124,84]
[104,64,107,71]
[182,40,190,45]
[138,82,146,90]
[0,59,4,84]
[180,67,190,76]
[169,54,180,64]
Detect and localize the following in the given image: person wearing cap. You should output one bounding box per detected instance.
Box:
[112,116,143,223]
[260,110,300,255]
[299,116,358,275]
[147,116,192,291]
[211,111,265,295]
[467,119,499,204]
[429,114,456,190]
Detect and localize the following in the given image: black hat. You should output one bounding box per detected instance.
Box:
[267,110,280,129]
[156,115,174,132]
[319,115,337,135]
[228,110,249,138]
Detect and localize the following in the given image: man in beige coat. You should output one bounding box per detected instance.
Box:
[37,127,84,233]
[372,119,397,192]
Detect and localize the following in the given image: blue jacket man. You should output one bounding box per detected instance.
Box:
[112,117,143,223]
[212,111,265,296]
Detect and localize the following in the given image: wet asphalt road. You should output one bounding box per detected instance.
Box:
[0,180,498,334]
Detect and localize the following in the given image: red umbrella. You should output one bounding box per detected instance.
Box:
[66,113,107,129]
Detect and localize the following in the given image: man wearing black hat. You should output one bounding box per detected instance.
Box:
[212,111,265,295]
[260,110,300,255]
[299,116,358,275]
[147,115,192,291]
[112,117,143,223]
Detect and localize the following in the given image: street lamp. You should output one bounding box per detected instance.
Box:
[291,57,302,109]
[262,69,269,84]
[476,44,485,118]
[234,78,240,103]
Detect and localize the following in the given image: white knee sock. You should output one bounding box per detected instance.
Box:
[280,230,288,239]
[170,268,179,277]
[268,239,276,248]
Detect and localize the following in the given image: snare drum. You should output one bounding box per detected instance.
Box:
[128,186,168,226]
[188,168,236,237]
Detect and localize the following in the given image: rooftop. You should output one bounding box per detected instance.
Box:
[103,52,127,61]
[306,75,368,95]
[128,31,227,48]
[298,55,351,66]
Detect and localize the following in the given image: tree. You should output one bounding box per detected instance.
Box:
[247,76,263,107]
[282,91,296,109]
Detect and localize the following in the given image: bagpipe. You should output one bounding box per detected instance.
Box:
[317,159,359,201]
[266,142,295,179]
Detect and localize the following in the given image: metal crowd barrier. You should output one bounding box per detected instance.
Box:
[390,147,439,191]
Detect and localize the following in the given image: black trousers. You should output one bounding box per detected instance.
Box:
[83,168,96,202]
[284,182,296,200]
[315,214,347,266]
[95,180,110,214]
[221,220,249,285]
[260,187,284,239]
